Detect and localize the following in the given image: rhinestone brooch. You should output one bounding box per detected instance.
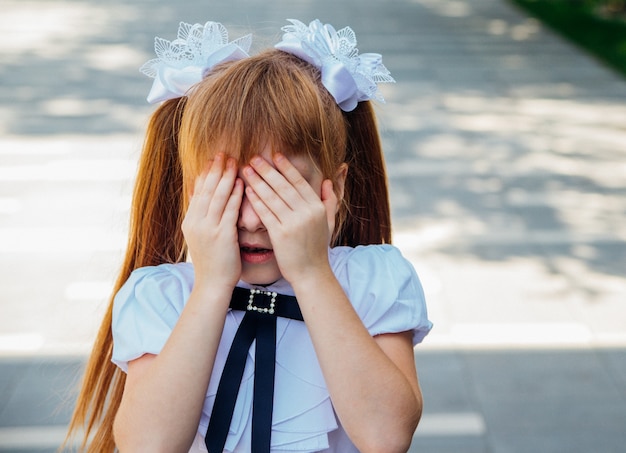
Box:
[247,289,277,315]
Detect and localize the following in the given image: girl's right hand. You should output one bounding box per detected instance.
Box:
[115,154,243,452]
[182,153,244,292]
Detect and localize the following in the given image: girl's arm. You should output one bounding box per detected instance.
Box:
[244,155,422,453]
[290,272,422,453]
[113,286,231,453]
[113,155,243,452]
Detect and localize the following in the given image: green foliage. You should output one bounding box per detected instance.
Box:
[510,0,626,77]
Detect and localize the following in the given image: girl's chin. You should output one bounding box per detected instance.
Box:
[240,262,283,287]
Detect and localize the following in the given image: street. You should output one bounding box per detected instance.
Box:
[1,0,625,451]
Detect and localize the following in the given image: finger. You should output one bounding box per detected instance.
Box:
[188,154,236,221]
[192,172,204,197]
[187,172,212,219]
[220,177,244,227]
[206,157,238,220]
[200,153,226,196]
[190,158,214,195]
[248,156,304,210]
[321,179,338,237]
[245,186,280,229]
[243,163,291,218]
[187,155,225,218]
[272,153,320,203]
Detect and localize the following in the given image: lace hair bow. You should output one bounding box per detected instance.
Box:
[140,21,252,103]
[275,19,395,112]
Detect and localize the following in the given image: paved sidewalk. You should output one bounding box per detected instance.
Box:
[1,0,625,452]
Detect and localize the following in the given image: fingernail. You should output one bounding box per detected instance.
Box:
[243,166,254,176]
[251,156,263,166]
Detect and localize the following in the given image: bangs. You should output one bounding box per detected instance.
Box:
[179,49,347,193]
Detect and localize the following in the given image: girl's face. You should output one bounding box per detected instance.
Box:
[237,146,325,286]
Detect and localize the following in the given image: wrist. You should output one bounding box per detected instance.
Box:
[191,278,235,303]
[289,264,336,295]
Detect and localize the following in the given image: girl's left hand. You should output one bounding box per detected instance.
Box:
[242,153,338,283]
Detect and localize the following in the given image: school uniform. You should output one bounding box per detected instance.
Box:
[112,244,432,452]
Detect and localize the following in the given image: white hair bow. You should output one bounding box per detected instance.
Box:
[275,19,395,112]
[140,21,252,103]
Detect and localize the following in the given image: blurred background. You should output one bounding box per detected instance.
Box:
[1,0,625,451]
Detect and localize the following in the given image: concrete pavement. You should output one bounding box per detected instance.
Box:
[1,0,625,451]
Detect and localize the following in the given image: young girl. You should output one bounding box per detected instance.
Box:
[67,19,431,453]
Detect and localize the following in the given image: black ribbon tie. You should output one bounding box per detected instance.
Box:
[205,287,303,453]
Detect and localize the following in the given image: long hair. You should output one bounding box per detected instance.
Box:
[66,48,391,452]
[64,97,187,452]
[340,100,392,245]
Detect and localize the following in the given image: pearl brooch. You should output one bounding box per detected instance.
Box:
[247,289,277,315]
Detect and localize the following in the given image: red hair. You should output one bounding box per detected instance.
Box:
[65,48,391,452]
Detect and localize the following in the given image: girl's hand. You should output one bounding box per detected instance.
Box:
[242,153,339,283]
[182,153,244,291]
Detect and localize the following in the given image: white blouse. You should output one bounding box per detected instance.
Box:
[112,244,432,452]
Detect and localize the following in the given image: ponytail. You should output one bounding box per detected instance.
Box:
[65,97,187,452]
[335,101,392,247]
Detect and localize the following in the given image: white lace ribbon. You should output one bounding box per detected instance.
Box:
[140,21,252,103]
[275,19,395,112]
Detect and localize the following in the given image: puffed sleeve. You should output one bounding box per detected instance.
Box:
[111,263,194,372]
[330,245,432,345]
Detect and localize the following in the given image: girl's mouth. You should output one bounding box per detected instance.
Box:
[240,246,275,264]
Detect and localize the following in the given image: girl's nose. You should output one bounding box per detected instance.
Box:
[237,195,265,232]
